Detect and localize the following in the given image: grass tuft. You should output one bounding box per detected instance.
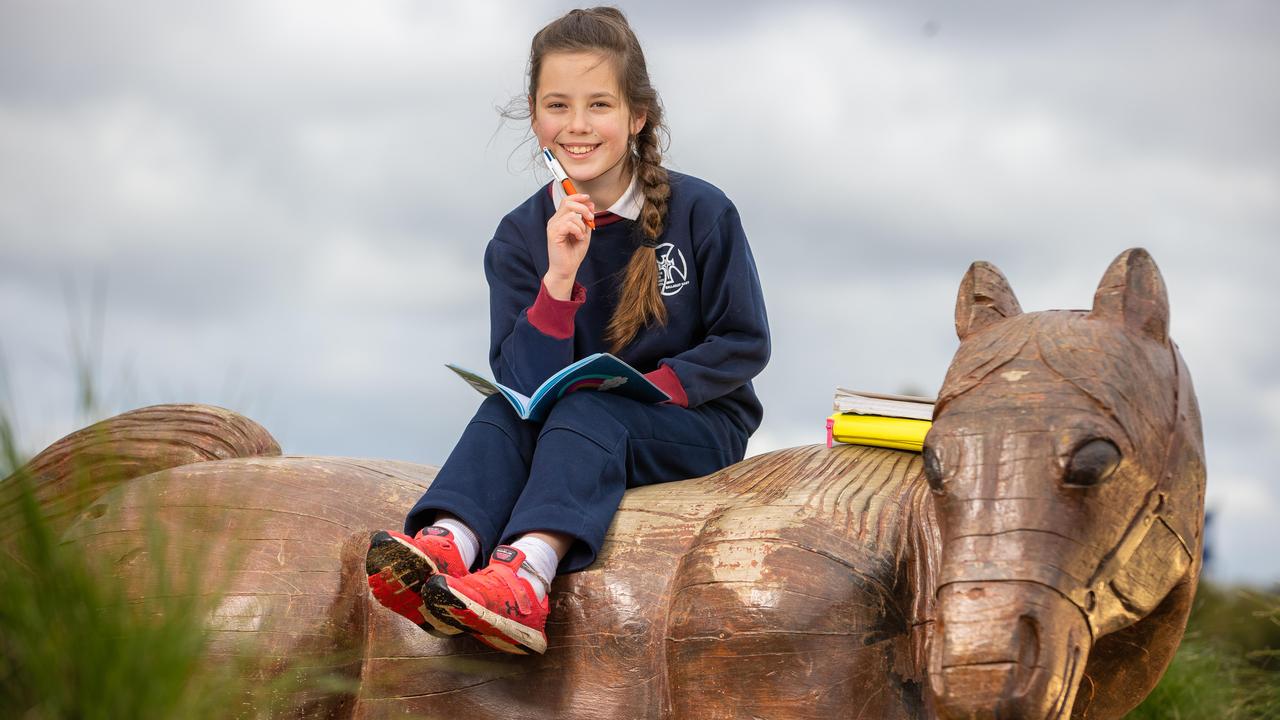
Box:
[0,423,243,718]
[1128,583,1280,719]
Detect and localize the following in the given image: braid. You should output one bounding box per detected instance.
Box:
[634,123,670,246]
[604,123,670,352]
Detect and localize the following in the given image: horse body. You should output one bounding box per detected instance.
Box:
[7,248,1203,719]
[36,416,935,719]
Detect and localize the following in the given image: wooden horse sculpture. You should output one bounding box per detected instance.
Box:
[925,248,1205,718]
[5,248,1203,719]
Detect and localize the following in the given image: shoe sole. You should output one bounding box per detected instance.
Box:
[421,575,547,655]
[365,531,462,638]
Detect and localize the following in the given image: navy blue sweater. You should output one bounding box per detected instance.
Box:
[483,171,770,435]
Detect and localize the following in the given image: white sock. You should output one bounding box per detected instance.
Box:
[511,536,559,601]
[431,518,479,569]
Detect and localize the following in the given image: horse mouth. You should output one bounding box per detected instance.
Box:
[929,581,1092,720]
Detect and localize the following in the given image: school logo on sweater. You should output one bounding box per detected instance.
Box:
[656,243,689,296]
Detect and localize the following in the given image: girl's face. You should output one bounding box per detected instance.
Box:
[531,51,645,202]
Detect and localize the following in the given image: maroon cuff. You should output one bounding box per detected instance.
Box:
[527,280,586,339]
[644,363,689,408]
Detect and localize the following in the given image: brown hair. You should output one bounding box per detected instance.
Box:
[518,7,670,353]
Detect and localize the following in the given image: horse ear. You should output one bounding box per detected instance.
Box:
[955,261,1023,340]
[1091,248,1170,344]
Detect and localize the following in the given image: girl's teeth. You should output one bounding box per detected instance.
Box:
[566,145,596,154]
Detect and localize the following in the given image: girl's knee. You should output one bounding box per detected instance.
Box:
[544,389,621,420]
[540,392,624,425]
[472,393,525,428]
[460,394,539,453]
[540,391,629,447]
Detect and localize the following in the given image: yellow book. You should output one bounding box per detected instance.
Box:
[826,413,931,452]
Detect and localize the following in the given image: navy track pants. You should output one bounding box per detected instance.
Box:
[404,391,749,573]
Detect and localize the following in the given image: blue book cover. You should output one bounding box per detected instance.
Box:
[446,353,670,422]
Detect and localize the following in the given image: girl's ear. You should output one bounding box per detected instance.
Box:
[631,112,646,136]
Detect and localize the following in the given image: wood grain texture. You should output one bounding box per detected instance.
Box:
[6,248,1204,719]
[59,455,434,719]
[1,404,280,544]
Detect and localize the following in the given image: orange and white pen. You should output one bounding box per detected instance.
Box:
[541,146,595,229]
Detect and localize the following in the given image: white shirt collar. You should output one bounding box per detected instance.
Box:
[551,173,644,221]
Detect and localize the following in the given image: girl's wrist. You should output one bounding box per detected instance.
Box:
[543,271,576,301]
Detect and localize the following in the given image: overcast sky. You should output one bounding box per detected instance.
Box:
[1,1,1277,584]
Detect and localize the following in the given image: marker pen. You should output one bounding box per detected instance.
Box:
[541,146,595,229]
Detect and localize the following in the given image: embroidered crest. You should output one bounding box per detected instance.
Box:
[655,243,689,297]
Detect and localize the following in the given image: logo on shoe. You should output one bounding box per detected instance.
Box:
[424,527,449,536]
[493,546,518,563]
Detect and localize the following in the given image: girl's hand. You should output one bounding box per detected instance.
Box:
[544,193,595,300]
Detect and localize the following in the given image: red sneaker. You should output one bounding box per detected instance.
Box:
[422,545,550,655]
[366,528,469,637]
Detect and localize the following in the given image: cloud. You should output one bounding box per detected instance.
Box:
[1,0,1277,583]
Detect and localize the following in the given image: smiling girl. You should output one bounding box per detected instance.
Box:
[365,6,770,655]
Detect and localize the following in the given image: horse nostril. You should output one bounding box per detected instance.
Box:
[1013,615,1041,696]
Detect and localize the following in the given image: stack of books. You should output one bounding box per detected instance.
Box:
[826,388,935,452]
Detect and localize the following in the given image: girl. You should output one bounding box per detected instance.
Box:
[365,6,769,656]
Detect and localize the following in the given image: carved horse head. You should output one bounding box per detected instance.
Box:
[923,248,1206,719]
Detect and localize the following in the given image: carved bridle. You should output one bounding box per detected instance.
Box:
[1070,346,1196,637]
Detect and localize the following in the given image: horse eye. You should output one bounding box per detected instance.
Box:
[923,445,945,493]
[1065,439,1121,487]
